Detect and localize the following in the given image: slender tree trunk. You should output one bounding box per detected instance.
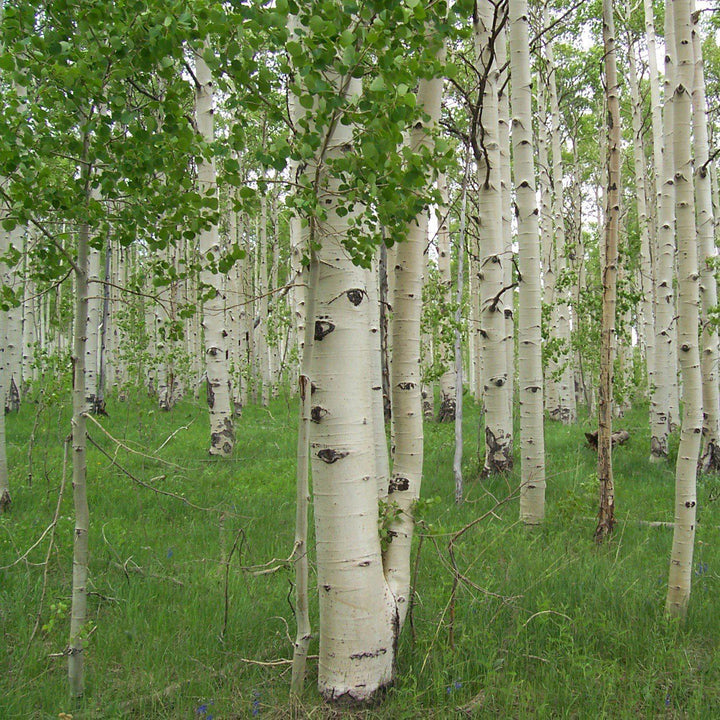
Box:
[510,0,545,524]
[652,0,679,460]
[196,45,234,455]
[595,0,621,543]
[68,138,92,695]
[627,32,656,408]
[475,0,512,475]
[0,223,10,512]
[666,0,702,617]
[545,32,576,425]
[437,173,456,422]
[691,1,720,474]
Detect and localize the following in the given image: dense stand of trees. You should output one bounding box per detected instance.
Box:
[0,0,718,704]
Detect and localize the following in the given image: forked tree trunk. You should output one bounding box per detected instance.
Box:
[510,0,545,524]
[595,0,620,543]
[691,1,720,474]
[196,46,234,455]
[666,0,702,618]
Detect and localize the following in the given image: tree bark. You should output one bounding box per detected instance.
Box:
[665,0,702,618]
[510,0,546,524]
[595,0,621,543]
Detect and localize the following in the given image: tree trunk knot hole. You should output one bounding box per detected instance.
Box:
[318,448,348,464]
[388,476,410,493]
[314,319,335,341]
[346,288,364,306]
[311,406,328,423]
[685,501,696,508]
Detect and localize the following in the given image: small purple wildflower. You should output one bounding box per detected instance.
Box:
[252,688,261,716]
[695,561,709,576]
[196,704,207,715]
[446,680,462,694]
[167,548,174,559]
[665,695,671,707]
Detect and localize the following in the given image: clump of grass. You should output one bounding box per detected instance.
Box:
[0,392,718,718]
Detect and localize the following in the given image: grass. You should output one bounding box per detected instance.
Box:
[1,383,718,719]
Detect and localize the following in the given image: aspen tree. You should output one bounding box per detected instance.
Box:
[596,0,621,542]
[437,172,456,422]
[652,0,680,459]
[545,32,576,425]
[68,138,92,697]
[3,221,22,413]
[510,0,545,524]
[0,223,10,512]
[475,0,513,474]
[627,33,655,409]
[691,1,720,474]
[84,240,102,412]
[666,0,702,617]
[195,45,234,455]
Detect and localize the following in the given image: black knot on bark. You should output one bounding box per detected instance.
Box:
[318,448,348,464]
[685,500,696,508]
[397,381,415,390]
[681,343,690,353]
[311,406,328,423]
[314,319,335,340]
[388,476,410,493]
[346,288,364,306]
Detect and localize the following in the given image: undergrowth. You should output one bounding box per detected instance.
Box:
[1,386,718,718]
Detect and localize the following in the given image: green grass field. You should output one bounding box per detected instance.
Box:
[1,386,718,718]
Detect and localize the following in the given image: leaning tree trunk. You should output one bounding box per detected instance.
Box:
[595,0,621,543]
[665,0,702,618]
[510,0,546,524]
[475,0,512,475]
[196,45,234,456]
[691,0,720,474]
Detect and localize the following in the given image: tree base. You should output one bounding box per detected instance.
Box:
[699,440,720,475]
[585,429,629,450]
[437,397,456,423]
[0,490,10,513]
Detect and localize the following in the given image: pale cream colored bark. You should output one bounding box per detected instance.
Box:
[497,26,515,422]
[385,52,444,622]
[595,0,620,542]
[196,47,234,455]
[309,98,396,698]
[257,194,271,407]
[510,0,545,524]
[627,35,656,407]
[84,241,102,410]
[3,222,23,412]
[536,77,558,415]
[666,0,702,617]
[691,2,720,473]
[437,173,456,422]
[0,217,10,511]
[545,33,576,425]
[476,0,512,474]
[652,0,679,460]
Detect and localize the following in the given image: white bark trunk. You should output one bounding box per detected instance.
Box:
[437,173,456,422]
[196,45,234,455]
[691,1,720,473]
[666,0,702,617]
[510,0,546,524]
[476,0,512,474]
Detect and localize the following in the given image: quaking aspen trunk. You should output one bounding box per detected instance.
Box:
[510,0,546,524]
[691,1,720,474]
[475,0,512,475]
[437,173,456,422]
[652,0,679,460]
[4,222,23,413]
[385,50,445,626]
[196,46,234,455]
[545,33,576,425]
[0,224,10,512]
[595,0,620,543]
[666,0,702,617]
[68,140,92,695]
[627,34,655,406]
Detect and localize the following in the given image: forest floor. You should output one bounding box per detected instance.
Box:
[1,385,719,719]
